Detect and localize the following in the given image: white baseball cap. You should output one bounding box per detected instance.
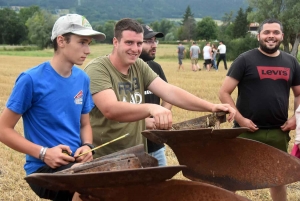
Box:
[51,14,106,41]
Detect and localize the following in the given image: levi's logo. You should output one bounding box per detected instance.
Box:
[257,66,290,81]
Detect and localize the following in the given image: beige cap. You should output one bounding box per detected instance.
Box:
[51,14,106,41]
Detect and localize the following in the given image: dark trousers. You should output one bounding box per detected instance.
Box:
[28,163,75,201]
[217,54,227,70]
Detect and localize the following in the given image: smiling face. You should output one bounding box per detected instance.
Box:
[257,23,284,56]
[140,37,158,61]
[113,30,143,67]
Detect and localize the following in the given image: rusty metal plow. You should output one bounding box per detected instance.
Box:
[25,144,249,201]
[142,127,300,191]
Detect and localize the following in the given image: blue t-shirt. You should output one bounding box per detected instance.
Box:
[6,61,94,175]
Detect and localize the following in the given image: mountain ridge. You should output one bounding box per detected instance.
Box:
[0,0,248,23]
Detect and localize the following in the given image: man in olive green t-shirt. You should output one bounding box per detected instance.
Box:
[84,18,236,158]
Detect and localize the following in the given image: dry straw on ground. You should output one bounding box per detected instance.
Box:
[0,44,299,200]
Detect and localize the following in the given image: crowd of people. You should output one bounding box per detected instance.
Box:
[0,14,299,201]
[176,40,227,72]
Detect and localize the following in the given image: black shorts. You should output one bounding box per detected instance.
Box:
[204,59,212,64]
[28,163,75,201]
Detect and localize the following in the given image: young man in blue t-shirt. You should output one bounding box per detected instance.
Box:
[0,14,105,201]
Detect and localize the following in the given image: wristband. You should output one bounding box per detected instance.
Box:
[82,143,95,155]
[39,147,48,161]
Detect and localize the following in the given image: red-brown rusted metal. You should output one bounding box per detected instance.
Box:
[172,112,227,130]
[142,128,300,191]
[25,165,186,192]
[78,179,250,201]
[95,144,158,167]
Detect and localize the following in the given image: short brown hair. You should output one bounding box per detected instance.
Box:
[53,33,73,51]
[114,18,143,41]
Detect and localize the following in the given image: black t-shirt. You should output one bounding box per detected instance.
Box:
[227,49,300,129]
[144,60,168,152]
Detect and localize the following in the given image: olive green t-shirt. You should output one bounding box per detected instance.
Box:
[84,56,158,158]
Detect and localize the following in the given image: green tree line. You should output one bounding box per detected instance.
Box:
[1,1,299,60]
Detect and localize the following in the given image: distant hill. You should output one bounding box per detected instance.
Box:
[0,0,248,23]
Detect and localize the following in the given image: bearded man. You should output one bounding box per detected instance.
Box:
[219,18,300,201]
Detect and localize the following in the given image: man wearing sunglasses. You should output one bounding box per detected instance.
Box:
[140,25,172,166]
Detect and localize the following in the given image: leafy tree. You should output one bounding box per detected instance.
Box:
[95,20,116,44]
[26,10,56,49]
[0,8,26,44]
[18,6,41,44]
[19,5,40,24]
[196,17,218,41]
[149,19,176,41]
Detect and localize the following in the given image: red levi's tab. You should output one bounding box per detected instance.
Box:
[257,66,290,81]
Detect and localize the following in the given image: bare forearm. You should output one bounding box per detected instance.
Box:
[158,85,215,112]
[101,102,162,122]
[161,101,172,110]
[219,91,243,122]
[80,126,93,144]
[0,128,41,159]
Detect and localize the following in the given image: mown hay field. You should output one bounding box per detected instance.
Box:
[0,44,300,200]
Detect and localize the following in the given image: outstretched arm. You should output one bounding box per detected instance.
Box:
[149,77,236,122]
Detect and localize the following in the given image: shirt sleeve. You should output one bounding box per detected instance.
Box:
[227,54,246,81]
[6,73,33,114]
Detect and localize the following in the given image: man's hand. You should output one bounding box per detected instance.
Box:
[145,117,156,130]
[43,145,75,168]
[74,145,93,163]
[281,115,296,131]
[149,105,172,130]
[211,104,236,122]
[236,117,258,132]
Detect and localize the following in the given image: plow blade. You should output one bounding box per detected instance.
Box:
[142,128,300,191]
[24,144,251,200]
[25,165,185,192]
[79,179,250,201]
[172,112,227,130]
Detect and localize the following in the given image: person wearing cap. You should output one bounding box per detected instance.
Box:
[0,14,105,200]
[84,18,236,158]
[140,24,172,166]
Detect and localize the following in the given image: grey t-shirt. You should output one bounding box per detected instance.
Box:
[178,45,185,57]
[190,45,200,58]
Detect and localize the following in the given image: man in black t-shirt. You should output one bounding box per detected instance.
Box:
[219,18,300,201]
[140,24,172,166]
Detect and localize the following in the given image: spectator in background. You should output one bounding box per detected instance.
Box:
[217,41,227,70]
[190,41,201,71]
[211,43,218,70]
[140,24,172,166]
[177,42,185,71]
[203,41,212,71]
